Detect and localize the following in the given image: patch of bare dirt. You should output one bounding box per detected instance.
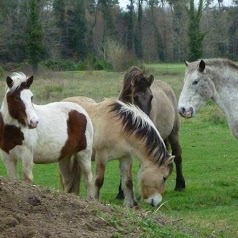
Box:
[0,177,128,238]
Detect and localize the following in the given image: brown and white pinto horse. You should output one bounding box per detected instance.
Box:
[117,66,185,199]
[0,72,94,198]
[63,96,174,208]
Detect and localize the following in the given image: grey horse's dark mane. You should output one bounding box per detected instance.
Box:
[109,100,169,166]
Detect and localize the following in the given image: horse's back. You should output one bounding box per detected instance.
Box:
[31,101,93,163]
[150,80,179,139]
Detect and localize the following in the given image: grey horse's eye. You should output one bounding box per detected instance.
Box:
[192,80,198,85]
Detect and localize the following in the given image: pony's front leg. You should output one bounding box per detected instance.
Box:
[21,149,34,183]
[120,156,138,208]
[94,150,107,199]
[1,151,18,180]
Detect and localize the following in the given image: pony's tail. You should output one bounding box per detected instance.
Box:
[59,156,82,195]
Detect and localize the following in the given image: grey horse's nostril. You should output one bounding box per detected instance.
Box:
[179,107,186,114]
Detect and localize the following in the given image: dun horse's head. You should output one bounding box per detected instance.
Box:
[138,155,174,206]
[5,73,39,129]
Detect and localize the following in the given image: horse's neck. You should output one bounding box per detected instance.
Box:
[211,68,238,137]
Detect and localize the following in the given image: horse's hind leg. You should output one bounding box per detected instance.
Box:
[77,150,94,199]
[120,156,138,208]
[168,131,185,191]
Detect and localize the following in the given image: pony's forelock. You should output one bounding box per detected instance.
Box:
[7,72,28,93]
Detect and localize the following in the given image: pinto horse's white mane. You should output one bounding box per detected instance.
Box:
[6,72,28,93]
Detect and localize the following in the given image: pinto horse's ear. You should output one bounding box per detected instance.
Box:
[6,76,13,89]
[26,75,34,88]
[147,75,154,86]
[199,60,205,72]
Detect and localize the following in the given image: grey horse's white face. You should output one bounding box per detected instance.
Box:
[178,60,215,118]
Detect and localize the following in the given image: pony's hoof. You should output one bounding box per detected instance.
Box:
[174,180,185,191]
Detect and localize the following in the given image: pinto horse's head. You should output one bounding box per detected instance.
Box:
[138,155,174,206]
[5,72,39,129]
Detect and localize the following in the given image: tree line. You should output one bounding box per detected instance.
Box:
[0,0,237,72]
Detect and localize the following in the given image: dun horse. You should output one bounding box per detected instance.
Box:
[0,72,94,197]
[63,96,174,208]
[117,66,185,199]
[178,58,238,139]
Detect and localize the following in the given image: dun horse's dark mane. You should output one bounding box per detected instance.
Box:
[110,101,169,166]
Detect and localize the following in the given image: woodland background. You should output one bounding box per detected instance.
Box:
[0,0,238,73]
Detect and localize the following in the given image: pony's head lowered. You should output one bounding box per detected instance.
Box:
[119,66,154,116]
[2,72,39,129]
[110,101,174,206]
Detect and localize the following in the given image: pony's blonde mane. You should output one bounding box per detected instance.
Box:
[6,72,28,93]
[110,100,169,165]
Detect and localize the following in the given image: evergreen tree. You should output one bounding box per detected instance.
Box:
[69,0,88,60]
[53,0,69,58]
[134,0,143,59]
[125,0,135,51]
[26,0,44,73]
[186,0,206,61]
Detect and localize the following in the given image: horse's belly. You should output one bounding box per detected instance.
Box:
[150,108,175,139]
[33,143,63,163]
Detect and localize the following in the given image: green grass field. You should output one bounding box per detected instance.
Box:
[1,64,238,237]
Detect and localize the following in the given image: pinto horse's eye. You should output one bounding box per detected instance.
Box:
[192,80,198,85]
[163,177,167,182]
[31,96,33,102]
[15,96,20,101]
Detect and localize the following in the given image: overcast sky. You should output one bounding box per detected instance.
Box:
[119,0,234,9]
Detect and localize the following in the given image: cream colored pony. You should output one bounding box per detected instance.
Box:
[63,97,174,208]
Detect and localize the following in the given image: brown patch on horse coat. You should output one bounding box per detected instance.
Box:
[59,110,87,160]
[0,113,24,153]
[7,88,27,127]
